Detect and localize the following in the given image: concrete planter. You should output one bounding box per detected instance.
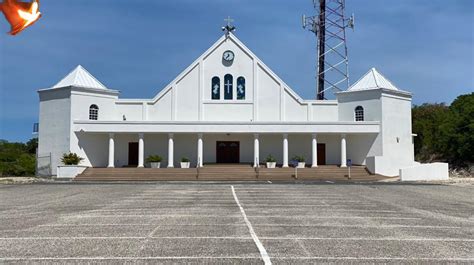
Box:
[150,162,161,168]
[297,162,306,168]
[180,162,190,168]
[57,165,87,179]
[266,162,276,168]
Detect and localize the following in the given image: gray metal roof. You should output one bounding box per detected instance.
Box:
[348,68,399,91]
[53,65,108,90]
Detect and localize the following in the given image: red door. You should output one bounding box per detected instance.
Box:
[128,142,138,166]
[317,143,326,165]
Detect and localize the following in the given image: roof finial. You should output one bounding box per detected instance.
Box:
[222,16,236,37]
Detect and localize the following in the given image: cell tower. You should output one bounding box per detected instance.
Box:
[303,0,354,100]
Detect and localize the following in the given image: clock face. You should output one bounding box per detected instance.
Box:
[223,50,234,62]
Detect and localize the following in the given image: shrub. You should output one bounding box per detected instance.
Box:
[0,139,36,176]
[146,155,162,163]
[292,155,305,162]
[61,153,84,165]
[265,154,276,163]
[181,157,190,162]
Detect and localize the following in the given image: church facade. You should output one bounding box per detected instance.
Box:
[38,33,417,177]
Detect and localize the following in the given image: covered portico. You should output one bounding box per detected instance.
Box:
[74,121,380,169]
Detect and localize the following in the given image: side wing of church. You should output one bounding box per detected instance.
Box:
[38,33,416,177]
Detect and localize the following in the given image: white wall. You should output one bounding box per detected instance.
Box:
[69,89,119,168]
[346,134,379,165]
[337,90,382,122]
[116,103,143,121]
[203,103,253,121]
[176,66,199,121]
[202,38,254,102]
[38,89,71,175]
[257,66,281,121]
[284,93,307,121]
[148,91,172,121]
[400,163,449,181]
[311,103,338,121]
[72,133,108,167]
[71,91,118,121]
[380,92,414,167]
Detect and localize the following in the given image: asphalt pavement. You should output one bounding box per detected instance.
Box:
[0,182,472,264]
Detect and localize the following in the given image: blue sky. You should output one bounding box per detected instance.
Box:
[0,0,473,142]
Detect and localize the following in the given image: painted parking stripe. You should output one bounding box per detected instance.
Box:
[231,186,272,265]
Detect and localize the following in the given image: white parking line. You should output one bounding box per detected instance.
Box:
[0,257,261,261]
[260,237,474,242]
[231,186,271,265]
[274,257,474,261]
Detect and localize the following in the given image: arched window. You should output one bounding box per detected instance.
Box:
[224,74,233,100]
[89,104,99,120]
[211,76,220,100]
[237,76,245,100]
[355,106,364,121]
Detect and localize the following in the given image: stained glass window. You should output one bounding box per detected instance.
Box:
[224,74,233,100]
[237,77,245,100]
[211,76,220,100]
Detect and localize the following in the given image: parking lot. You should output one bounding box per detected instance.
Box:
[0,182,473,264]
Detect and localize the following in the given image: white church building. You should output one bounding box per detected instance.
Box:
[38,32,419,177]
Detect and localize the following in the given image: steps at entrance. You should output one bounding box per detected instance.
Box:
[74,165,387,182]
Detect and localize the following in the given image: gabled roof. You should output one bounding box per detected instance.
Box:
[53,65,108,90]
[140,32,308,104]
[348,68,399,91]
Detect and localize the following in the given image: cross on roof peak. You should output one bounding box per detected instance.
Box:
[222,16,236,36]
[224,16,234,27]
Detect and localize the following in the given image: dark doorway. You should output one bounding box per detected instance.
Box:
[128,142,138,166]
[317,143,326,165]
[216,141,240,163]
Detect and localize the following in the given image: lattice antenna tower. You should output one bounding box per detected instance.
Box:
[303,0,354,100]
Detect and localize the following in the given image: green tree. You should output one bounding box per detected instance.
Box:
[412,92,473,168]
[0,139,37,176]
[412,103,449,162]
[439,93,474,167]
[25,138,38,154]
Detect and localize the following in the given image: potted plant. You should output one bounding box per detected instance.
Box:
[57,152,87,179]
[61,152,84,165]
[266,154,276,168]
[292,155,306,168]
[180,157,190,168]
[146,155,162,168]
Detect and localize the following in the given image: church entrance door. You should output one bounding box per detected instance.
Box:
[128,142,139,166]
[216,141,240,163]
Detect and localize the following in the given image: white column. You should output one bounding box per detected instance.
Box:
[282,134,289,168]
[254,134,259,167]
[341,134,347,168]
[138,133,144,168]
[197,133,203,167]
[168,133,174,168]
[311,133,318,168]
[107,133,115,168]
